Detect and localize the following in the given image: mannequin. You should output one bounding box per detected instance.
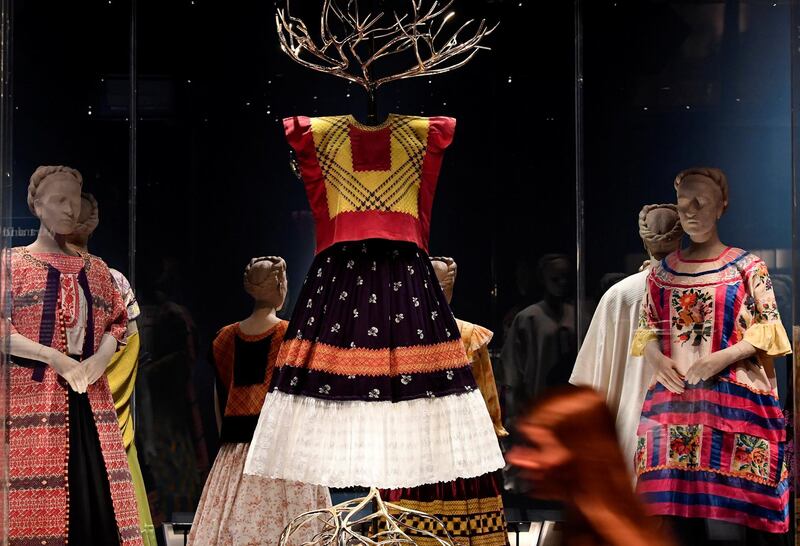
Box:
[501,254,577,422]
[570,204,683,468]
[430,256,507,437]
[379,257,509,546]
[8,166,142,545]
[189,257,330,546]
[67,192,158,546]
[632,168,791,542]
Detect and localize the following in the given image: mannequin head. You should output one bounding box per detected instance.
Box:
[243,256,287,310]
[538,254,571,300]
[27,166,83,236]
[638,203,684,261]
[66,192,100,250]
[430,256,457,305]
[674,168,728,243]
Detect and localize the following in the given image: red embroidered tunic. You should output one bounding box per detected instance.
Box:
[8,248,142,545]
[284,114,456,254]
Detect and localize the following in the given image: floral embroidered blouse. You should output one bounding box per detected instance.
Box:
[633,247,790,395]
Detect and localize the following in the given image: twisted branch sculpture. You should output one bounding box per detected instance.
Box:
[279,487,458,545]
[276,0,497,92]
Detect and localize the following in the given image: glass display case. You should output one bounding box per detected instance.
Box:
[0,0,797,545]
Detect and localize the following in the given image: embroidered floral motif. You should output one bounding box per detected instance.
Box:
[339,291,348,301]
[307,317,315,326]
[346,260,355,269]
[635,436,647,473]
[350,342,356,349]
[731,434,770,480]
[394,314,405,323]
[417,329,424,339]
[368,389,380,399]
[306,299,313,308]
[326,257,332,263]
[400,375,412,385]
[424,280,429,289]
[407,265,415,275]
[412,297,420,307]
[316,286,324,294]
[290,377,299,387]
[446,370,454,380]
[356,276,364,286]
[369,294,377,304]
[353,309,359,318]
[331,323,341,333]
[368,327,379,337]
[426,391,435,398]
[347,374,356,379]
[431,311,439,320]
[445,329,451,338]
[465,385,473,392]
[318,384,331,395]
[393,281,403,292]
[371,261,377,271]
[317,268,323,277]
[668,425,702,468]
[671,289,713,346]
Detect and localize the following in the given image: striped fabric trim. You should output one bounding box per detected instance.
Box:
[637,468,790,533]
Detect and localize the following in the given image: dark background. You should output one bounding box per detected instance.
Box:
[10,0,794,537]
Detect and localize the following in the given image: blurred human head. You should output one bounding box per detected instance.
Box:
[244,256,288,310]
[28,166,83,236]
[674,167,727,243]
[506,385,624,500]
[638,203,683,261]
[430,256,457,304]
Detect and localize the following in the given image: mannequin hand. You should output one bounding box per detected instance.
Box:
[48,351,88,393]
[652,354,685,394]
[685,351,734,385]
[83,353,110,386]
[643,340,684,394]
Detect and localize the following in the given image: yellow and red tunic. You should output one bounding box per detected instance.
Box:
[285,114,456,254]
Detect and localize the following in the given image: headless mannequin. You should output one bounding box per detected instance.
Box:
[643,174,756,393]
[238,256,287,335]
[11,175,117,394]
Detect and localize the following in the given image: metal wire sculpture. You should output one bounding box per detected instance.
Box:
[279,487,458,545]
[276,0,496,93]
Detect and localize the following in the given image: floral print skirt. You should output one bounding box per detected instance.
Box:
[188,443,331,546]
[244,239,504,489]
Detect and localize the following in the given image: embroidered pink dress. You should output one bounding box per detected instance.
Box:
[632,247,791,533]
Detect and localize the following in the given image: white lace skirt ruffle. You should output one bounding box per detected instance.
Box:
[243,390,505,489]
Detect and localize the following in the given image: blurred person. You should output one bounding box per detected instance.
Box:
[506,385,674,546]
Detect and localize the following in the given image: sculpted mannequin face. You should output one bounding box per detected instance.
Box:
[541,258,570,300]
[244,257,288,310]
[676,175,725,242]
[33,174,82,235]
[431,258,456,305]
